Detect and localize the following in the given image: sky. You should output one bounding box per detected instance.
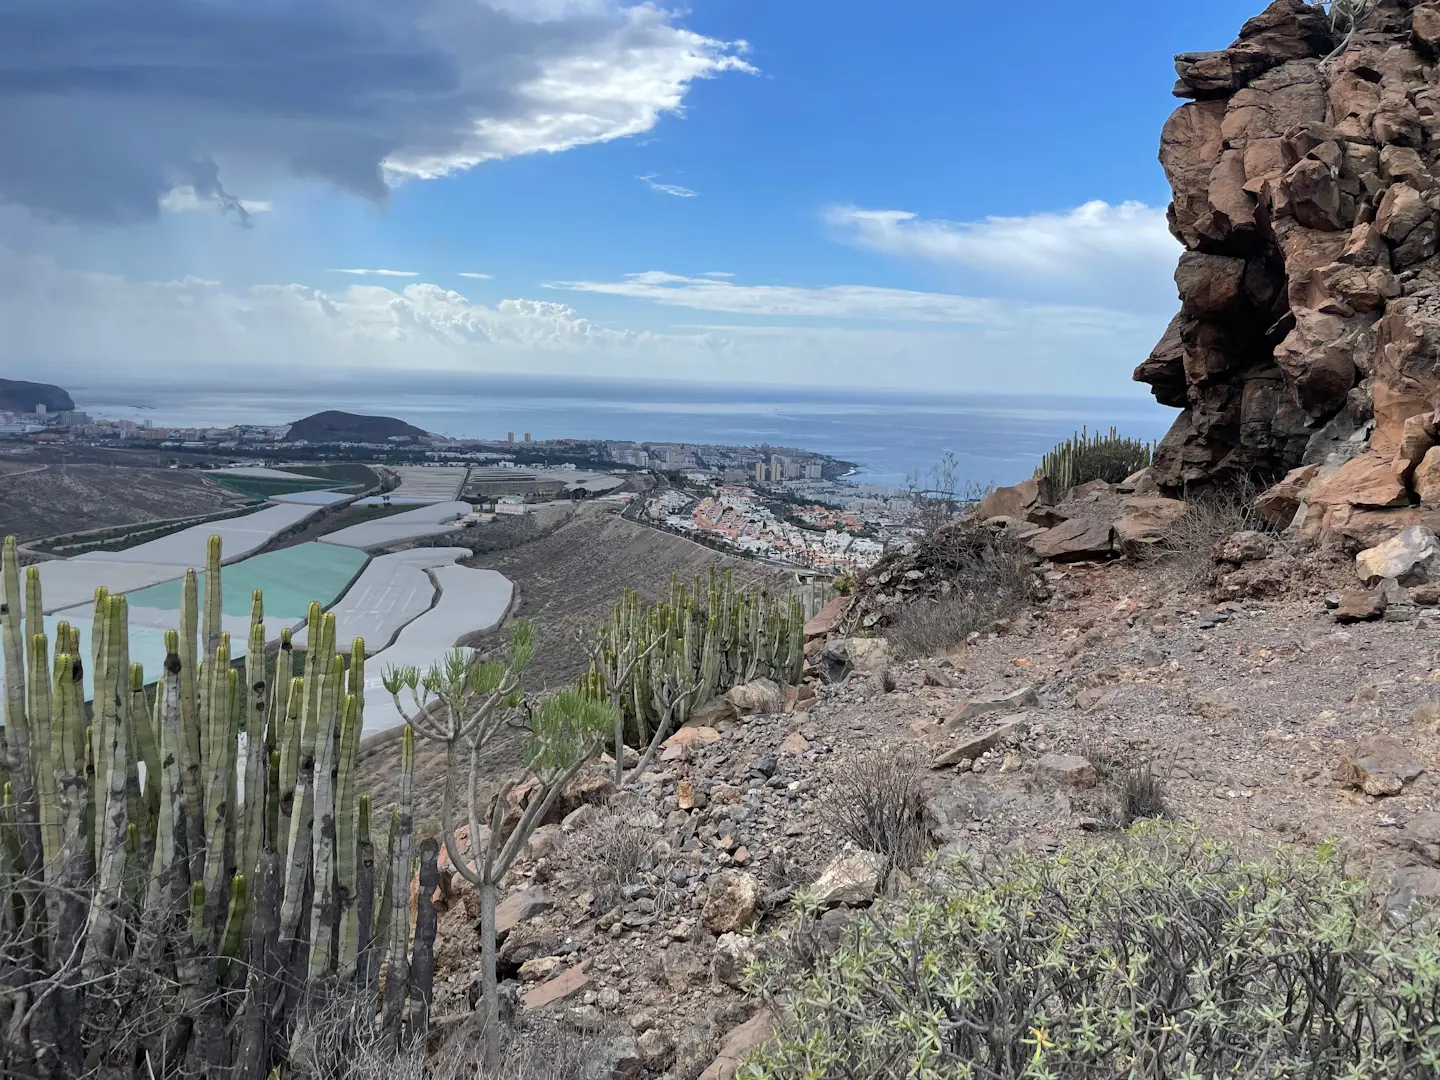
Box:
[0,0,1275,401]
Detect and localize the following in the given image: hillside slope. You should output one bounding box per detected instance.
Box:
[359,504,789,828]
[465,505,789,689]
[0,463,238,541]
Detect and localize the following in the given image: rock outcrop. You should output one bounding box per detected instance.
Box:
[1136,0,1440,546]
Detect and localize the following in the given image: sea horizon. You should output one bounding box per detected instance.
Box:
[69,376,1177,490]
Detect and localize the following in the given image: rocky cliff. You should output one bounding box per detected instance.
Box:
[1137,0,1440,545]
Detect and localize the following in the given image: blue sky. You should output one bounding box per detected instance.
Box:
[0,0,1270,398]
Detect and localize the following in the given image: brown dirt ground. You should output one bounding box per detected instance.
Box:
[0,461,241,541]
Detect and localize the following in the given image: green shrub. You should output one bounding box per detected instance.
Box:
[741,826,1440,1079]
[1039,426,1153,494]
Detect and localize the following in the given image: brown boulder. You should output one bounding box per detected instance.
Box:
[1416,446,1440,508]
[1415,4,1440,57]
[1028,517,1114,561]
[1395,412,1439,481]
[698,1010,776,1080]
[701,871,760,935]
[1035,754,1098,790]
[1337,735,1426,796]
[976,477,1052,523]
[1308,453,1410,509]
[803,596,849,639]
[1254,464,1320,526]
[522,960,591,1011]
[1214,530,1272,565]
[1113,496,1187,554]
[1334,588,1386,623]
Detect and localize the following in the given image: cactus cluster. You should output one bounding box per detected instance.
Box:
[0,535,427,1079]
[582,568,806,751]
[1038,426,1154,495]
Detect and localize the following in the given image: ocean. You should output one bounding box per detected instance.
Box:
[77,378,1178,491]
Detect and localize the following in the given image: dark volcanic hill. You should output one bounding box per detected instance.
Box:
[0,378,74,414]
[285,410,428,443]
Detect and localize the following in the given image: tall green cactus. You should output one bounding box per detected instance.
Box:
[585,570,809,754]
[0,534,430,1078]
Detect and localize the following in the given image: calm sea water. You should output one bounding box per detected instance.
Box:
[78,379,1178,490]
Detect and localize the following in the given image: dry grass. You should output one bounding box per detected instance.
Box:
[1146,481,1264,590]
[828,748,931,873]
[1079,739,1170,829]
[885,528,1036,660]
[321,1016,600,1079]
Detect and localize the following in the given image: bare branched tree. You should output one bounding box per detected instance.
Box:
[385,626,615,1072]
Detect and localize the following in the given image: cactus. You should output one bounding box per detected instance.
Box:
[0,534,430,1077]
[1038,426,1153,495]
[584,571,809,762]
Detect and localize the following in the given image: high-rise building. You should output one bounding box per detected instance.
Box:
[754,461,766,484]
[507,432,515,443]
[806,462,823,480]
[523,432,532,443]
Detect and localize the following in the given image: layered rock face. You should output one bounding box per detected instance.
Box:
[1137,0,1440,541]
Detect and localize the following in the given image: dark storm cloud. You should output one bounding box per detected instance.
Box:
[0,0,747,222]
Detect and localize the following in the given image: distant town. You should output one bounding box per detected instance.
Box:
[1,392,924,573]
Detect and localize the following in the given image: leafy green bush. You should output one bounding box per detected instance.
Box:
[741,827,1440,1079]
[1039,426,1153,494]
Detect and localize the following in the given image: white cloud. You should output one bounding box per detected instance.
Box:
[547,271,1145,332]
[328,269,420,277]
[0,250,1164,397]
[384,5,754,179]
[700,271,734,278]
[825,201,1180,312]
[159,186,273,216]
[638,174,699,198]
[458,272,493,279]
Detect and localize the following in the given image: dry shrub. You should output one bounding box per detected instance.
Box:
[1147,480,1264,589]
[565,810,654,910]
[884,525,1036,660]
[829,748,931,872]
[1080,739,1169,828]
[330,1016,599,1080]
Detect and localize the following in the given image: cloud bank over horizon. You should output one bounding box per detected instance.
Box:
[0,243,1164,399]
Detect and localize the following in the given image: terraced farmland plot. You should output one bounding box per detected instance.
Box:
[123,541,368,620]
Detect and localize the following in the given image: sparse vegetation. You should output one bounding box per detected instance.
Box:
[744,827,1440,1078]
[1039,426,1153,495]
[882,520,1037,659]
[384,631,616,1070]
[1151,479,1265,588]
[828,748,930,874]
[576,811,656,910]
[1080,739,1169,828]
